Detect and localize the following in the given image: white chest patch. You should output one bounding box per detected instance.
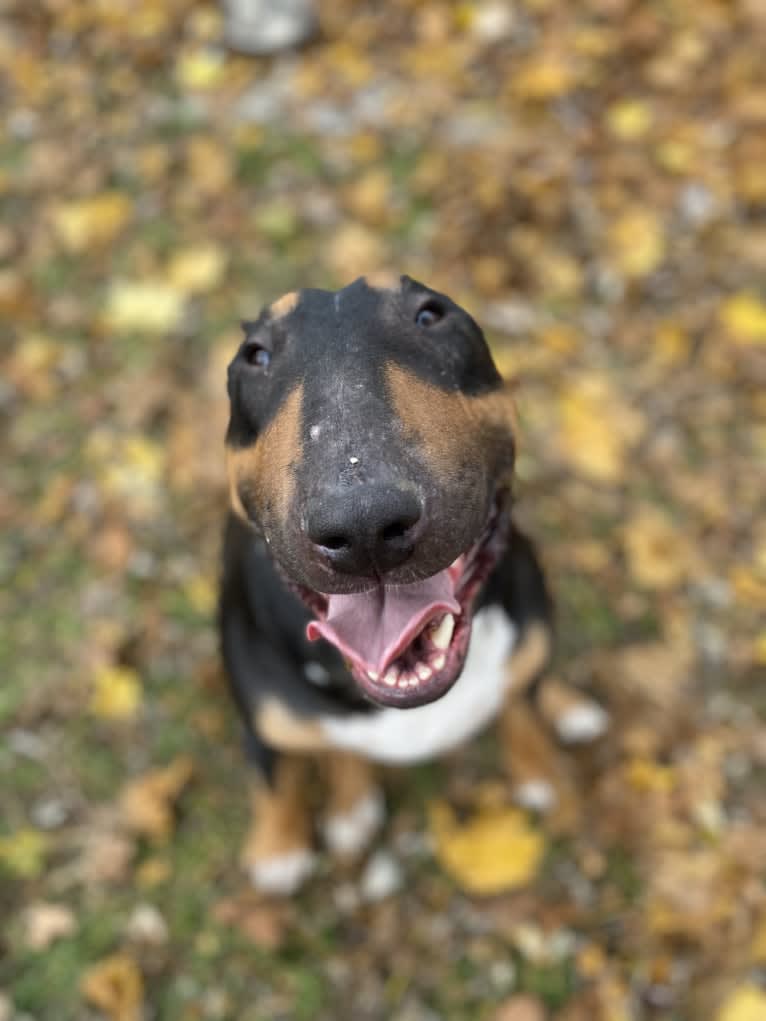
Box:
[320,607,517,764]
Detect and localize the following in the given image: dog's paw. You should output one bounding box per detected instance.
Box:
[322,788,385,859]
[537,679,610,745]
[245,847,318,895]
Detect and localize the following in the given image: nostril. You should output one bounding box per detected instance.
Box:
[380,518,416,543]
[318,534,350,552]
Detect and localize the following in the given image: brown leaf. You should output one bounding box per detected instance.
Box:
[493,995,547,1021]
[21,902,76,950]
[81,953,144,1021]
[119,756,194,842]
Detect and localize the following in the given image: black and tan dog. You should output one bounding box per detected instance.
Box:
[220,274,607,893]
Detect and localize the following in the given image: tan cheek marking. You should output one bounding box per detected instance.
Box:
[269,290,300,318]
[225,384,304,525]
[255,697,330,752]
[363,271,401,291]
[386,365,518,480]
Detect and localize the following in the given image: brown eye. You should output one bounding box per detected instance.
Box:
[415,302,444,327]
[244,344,271,368]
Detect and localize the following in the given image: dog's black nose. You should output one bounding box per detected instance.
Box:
[306,485,423,576]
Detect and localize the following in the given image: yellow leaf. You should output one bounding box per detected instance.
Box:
[167,244,227,293]
[81,953,144,1021]
[623,506,692,591]
[429,800,544,895]
[720,293,766,345]
[90,665,142,721]
[716,987,766,1021]
[625,757,675,793]
[176,49,226,90]
[609,209,665,278]
[557,373,645,482]
[104,281,185,334]
[51,192,132,252]
[513,55,574,100]
[184,573,217,615]
[607,100,653,140]
[729,566,766,610]
[0,828,49,878]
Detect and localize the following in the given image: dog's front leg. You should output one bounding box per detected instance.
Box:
[241,753,317,895]
[321,751,384,862]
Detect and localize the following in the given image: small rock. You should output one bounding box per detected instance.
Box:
[360,850,402,902]
[125,903,168,947]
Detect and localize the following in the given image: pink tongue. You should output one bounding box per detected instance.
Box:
[306,570,460,675]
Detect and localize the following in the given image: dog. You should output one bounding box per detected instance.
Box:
[220,274,607,894]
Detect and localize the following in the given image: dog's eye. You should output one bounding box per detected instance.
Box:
[244,343,271,369]
[415,302,444,328]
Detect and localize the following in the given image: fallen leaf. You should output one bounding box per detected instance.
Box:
[716,986,766,1021]
[51,192,132,251]
[607,99,653,140]
[167,244,227,293]
[81,953,144,1021]
[608,209,665,278]
[119,756,194,842]
[0,828,49,879]
[623,506,694,591]
[213,894,290,950]
[21,902,76,950]
[720,293,766,345]
[429,800,545,895]
[89,665,143,721]
[103,281,186,334]
[557,373,645,482]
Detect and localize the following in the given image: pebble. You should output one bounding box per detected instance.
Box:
[360,850,403,902]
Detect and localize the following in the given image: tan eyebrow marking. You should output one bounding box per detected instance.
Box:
[269,290,300,318]
[226,383,304,526]
[362,271,401,292]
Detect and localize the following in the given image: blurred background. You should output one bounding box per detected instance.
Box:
[1,1,765,1019]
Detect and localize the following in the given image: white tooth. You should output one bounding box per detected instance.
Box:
[398,674,412,689]
[367,670,378,681]
[431,614,455,650]
[383,668,399,686]
[432,653,446,671]
[416,663,432,681]
[408,677,420,688]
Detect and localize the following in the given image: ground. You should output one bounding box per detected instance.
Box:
[1,2,766,1020]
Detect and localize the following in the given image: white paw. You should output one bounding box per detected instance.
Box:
[555,703,610,744]
[322,789,385,857]
[247,848,317,894]
[514,779,557,813]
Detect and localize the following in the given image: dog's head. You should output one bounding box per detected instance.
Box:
[226,275,517,708]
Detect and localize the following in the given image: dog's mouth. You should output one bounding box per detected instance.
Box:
[294,498,510,709]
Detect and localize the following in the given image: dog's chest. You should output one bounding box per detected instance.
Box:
[320,606,517,764]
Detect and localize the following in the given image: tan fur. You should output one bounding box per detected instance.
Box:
[255,697,329,752]
[498,695,562,795]
[226,383,304,526]
[269,290,300,318]
[505,621,551,695]
[363,271,401,291]
[240,757,312,870]
[385,364,517,479]
[323,751,378,820]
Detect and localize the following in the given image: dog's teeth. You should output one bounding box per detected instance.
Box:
[398,674,411,689]
[383,667,399,686]
[431,653,446,671]
[367,669,378,681]
[416,663,432,681]
[431,614,455,650]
